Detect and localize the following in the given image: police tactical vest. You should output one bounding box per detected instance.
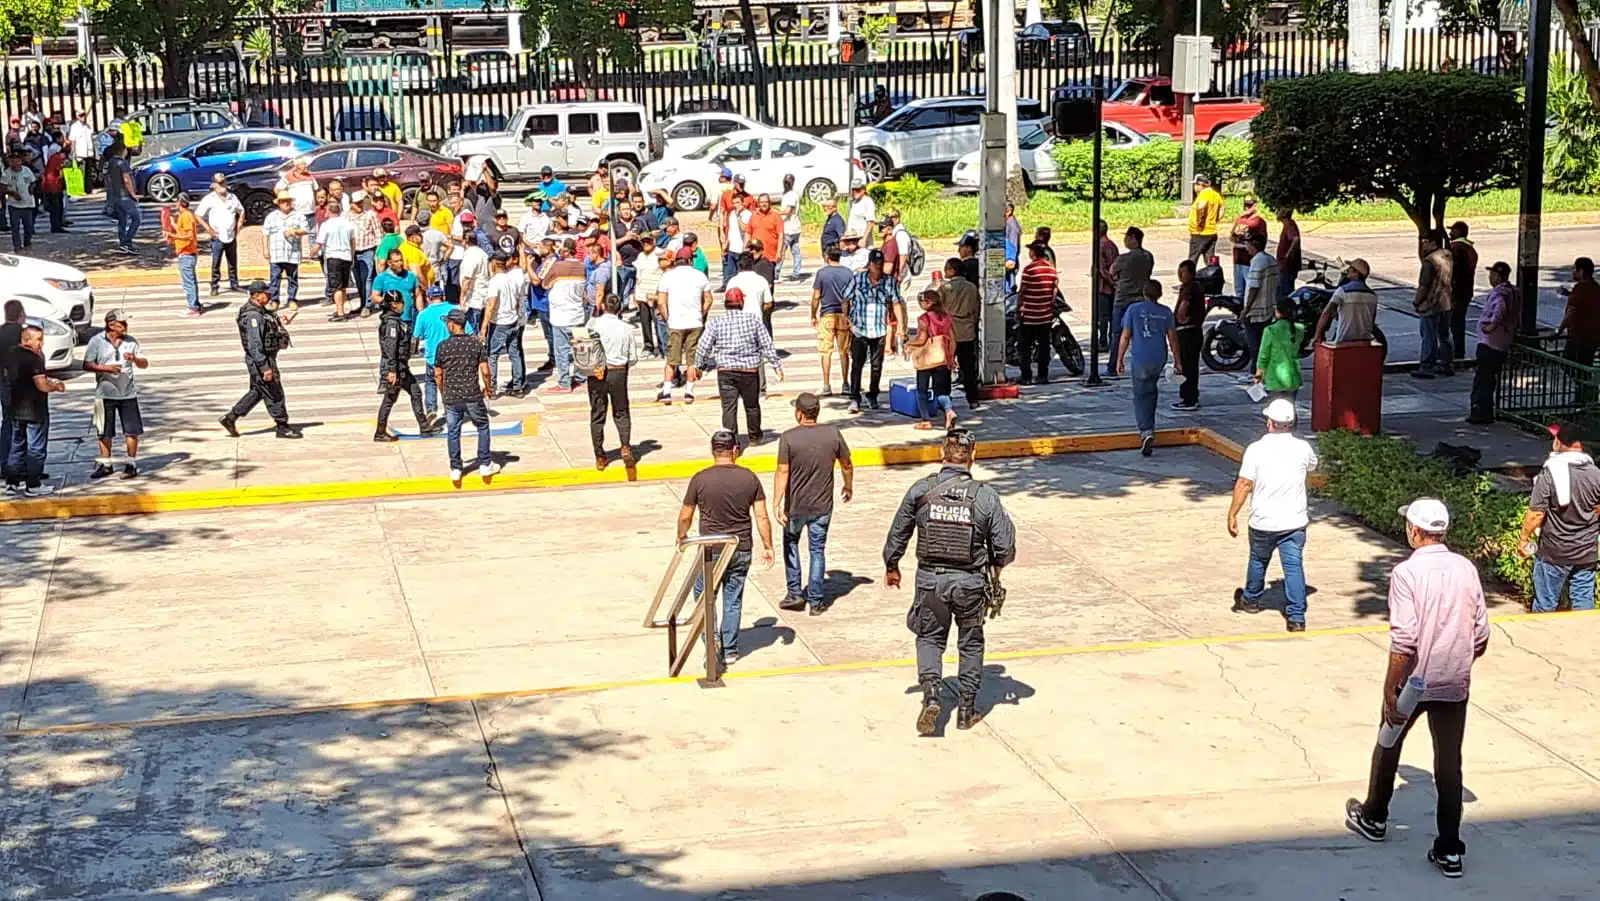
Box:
[239,305,289,355]
[917,475,980,568]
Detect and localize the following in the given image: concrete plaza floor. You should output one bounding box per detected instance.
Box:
[5,449,1600,899]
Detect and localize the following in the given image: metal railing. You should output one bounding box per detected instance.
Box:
[642,534,738,687]
[1495,336,1600,432]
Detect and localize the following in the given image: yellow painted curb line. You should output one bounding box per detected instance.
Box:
[6,606,1586,738]
[0,427,1224,523]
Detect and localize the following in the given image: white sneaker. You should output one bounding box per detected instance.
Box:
[479,462,502,482]
[23,485,56,497]
[449,468,463,487]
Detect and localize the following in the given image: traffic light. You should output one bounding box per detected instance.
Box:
[840,34,868,65]
[615,6,637,29]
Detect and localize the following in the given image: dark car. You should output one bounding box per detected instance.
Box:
[233,142,464,223]
[1018,20,1094,67]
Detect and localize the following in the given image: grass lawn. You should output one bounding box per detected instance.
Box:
[800,189,1600,239]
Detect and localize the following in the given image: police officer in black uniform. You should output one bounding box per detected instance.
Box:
[883,428,1016,735]
[374,290,442,442]
[219,279,302,439]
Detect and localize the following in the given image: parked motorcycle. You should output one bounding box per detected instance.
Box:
[1201,259,1388,371]
[1004,291,1086,377]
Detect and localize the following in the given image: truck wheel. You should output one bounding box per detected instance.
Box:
[243,191,275,225]
[606,158,639,186]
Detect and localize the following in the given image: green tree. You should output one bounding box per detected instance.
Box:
[1250,71,1523,236]
[1107,0,1270,74]
[92,0,306,98]
[518,0,694,99]
[0,0,77,49]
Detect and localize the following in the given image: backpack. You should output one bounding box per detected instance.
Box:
[906,232,926,277]
[571,333,606,377]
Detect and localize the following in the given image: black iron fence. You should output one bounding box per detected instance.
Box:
[0,25,1589,147]
[1495,335,1600,433]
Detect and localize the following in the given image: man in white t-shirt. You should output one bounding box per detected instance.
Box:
[1226,398,1320,631]
[193,174,245,295]
[482,251,530,396]
[779,174,803,282]
[458,241,492,329]
[721,200,751,291]
[312,208,356,319]
[654,248,713,404]
[727,249,777,397]
[845,184,876,249]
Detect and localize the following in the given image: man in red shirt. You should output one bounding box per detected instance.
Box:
[877,218,902,281]
[1229,197,1267,301]
[1275,208,1301,301]
[746,193,783,266]
[1015,243,1058,385]
[1095,219,1118,351]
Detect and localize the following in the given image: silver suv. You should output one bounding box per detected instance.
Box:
[128,99,243,158]
[439,102,657,185]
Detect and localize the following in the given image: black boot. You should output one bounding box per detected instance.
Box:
[956,706,985,730]
[275,423,303,439]
[218,414,239,437]
[916,688,941,737]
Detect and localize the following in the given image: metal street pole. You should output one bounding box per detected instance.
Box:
[978,0,1009,383]
[1085,74,1105,387]
[1518,0,1552,334]
[1179,0,1201,207]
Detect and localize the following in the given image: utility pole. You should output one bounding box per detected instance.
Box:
[1518,0,1552,332]
[1178,1,1201,207]
[978,0,1011,383]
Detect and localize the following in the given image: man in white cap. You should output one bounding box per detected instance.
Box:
[1345,496,1488,880]
[1226,397,1319,631]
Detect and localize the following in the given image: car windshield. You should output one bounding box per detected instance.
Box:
[1019,127,1050,150]
[1104,80,1140,103]
[683,136,731,160]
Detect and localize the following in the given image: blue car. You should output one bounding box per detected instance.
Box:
[133,129,324,202]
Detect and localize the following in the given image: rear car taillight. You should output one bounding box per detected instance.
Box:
[435,163,462,174]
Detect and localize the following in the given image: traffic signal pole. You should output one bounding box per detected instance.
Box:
[1518,0,1552,333]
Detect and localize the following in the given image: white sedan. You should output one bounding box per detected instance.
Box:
[16,300,77,371]
[638,127,866,212]
[1,253,95,335]
[951,122,1150,190]
[659,111,769,158]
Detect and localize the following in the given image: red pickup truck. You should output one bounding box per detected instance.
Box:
[1098,77,1261,141]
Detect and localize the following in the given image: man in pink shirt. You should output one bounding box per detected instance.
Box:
[1345,497,1489,880]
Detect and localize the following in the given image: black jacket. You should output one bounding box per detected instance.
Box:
[377,308,414,376]
[236,303,287,366]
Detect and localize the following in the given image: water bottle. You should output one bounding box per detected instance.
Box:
[1377,676,1426,748]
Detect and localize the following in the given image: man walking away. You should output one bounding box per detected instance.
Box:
[433,308,500,488]
[811,246,854,396]
[4,324,65,496]
[374,291,440,442]
[1561,256,1600,369]
[413,285,464,420]
[1108,227,1154,375]
[195,174,244,295]
[1187,174,1224,266]
[1172,259,1204,410]
[1413,230,1455,378]
[1227,399,1319,631]
[773,392,853,615]
[940,257,982,410]
[1116,280,1181,456]
[1447,221,1479,361]
[312,199,356,320]
[678,429,774,668]
[587,294,638,472]
[1517,421,1600,612]
[1242,233,1278,377]
[82,309,147,479]
[163,196,202,315]
[655,247,713,404]
[1345,497,1488,880]
[691,287,784,444]
[221,281,301,439]
[1015,242,1058,385]
[1228,197,1267,303]
[1468,261,1519,424]
[104,140,141,254]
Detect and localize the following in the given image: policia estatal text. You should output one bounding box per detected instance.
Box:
[883,429,1016,735]
[220,279,301,439]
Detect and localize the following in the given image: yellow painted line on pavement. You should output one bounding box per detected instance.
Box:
[7,607,1588,738]
[0,427,1219,523]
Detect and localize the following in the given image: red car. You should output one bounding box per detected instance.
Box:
[236,142,464,223]
[1098,77,1262,141]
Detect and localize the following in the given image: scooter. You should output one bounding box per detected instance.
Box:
[1004,291,1086,377]
[1201,259,1388,371]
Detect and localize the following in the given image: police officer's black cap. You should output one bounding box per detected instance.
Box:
[381,289,405,307]
[446,308,468,325]
[246,279,269,294]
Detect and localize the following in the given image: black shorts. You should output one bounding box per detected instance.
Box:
[97,397,144,440]
[324,257,353,291]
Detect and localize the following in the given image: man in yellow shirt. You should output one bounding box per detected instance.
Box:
[1187,174,1224,265]
[119,115,144,159]
[373,168,404,214]
[399,224,435,287]
[424,189,452,233]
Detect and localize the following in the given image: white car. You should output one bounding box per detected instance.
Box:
[1,253,95,335]
[659,111,767,158]
[638,128,866,212]
[823,96,1051,183]
[16,302,76,371]
[951,122,1150,190]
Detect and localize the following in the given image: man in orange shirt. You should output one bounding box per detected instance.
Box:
[747,193,783,268]
[164,195,203,315]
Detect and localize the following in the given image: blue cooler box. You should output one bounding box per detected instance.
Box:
[888,378,920,418]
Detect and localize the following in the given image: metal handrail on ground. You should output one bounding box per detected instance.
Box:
[642,534,738,687]
[1495,334,1600,432]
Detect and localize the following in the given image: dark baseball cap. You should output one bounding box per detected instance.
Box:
[247,279,269,294]
[446,308,467,325]
[792,392,821,418]
[540,166,554,176]
[1486,261,1512,276]
[710,429,740,453]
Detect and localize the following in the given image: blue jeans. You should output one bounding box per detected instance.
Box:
[177,253,199,310]
[1419,311,1453,373]
[782,513,832,606]
[1234,262,1249,302]
[444,398,490,472]
[269,261,299,306]
[695,546,753,659]
[353,248,376,308]
[783,233,802,278]
[617,265,637,308]
[487,323,525,390]
[551,324,575,388]
[1243,527,1308,623]
[916,367,953,421]
[423,363,438,415]
[210,239,239,289]
[1532,559,1598,612]
[0,393,13,483]
[5,416,48,488]
[721,250,738,289]
[7,206,34,250]
[1130,361,1162,435]
[443,259,461,304]
[114,195,140,246]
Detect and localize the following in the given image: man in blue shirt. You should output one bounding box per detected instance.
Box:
[537,167,567,211]
[413,285,474,418]
[370,250,423,323]
[1116,279,1182,456]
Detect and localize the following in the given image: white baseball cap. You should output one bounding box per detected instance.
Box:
[1399,497,1450,532]
[1263,398,1296,424]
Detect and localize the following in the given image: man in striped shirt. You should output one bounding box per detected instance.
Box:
[691,288,783,445]
[1015,242,1059,385]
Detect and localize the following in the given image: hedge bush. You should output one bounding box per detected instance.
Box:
[1315,430,1532,600]
[1047,136,1253,201]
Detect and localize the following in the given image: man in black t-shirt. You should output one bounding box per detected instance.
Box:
[5,324,65,495]
[0,298,23,487]
[678,429,772,669]
[773,393,853,614]
[433,308,500,488]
